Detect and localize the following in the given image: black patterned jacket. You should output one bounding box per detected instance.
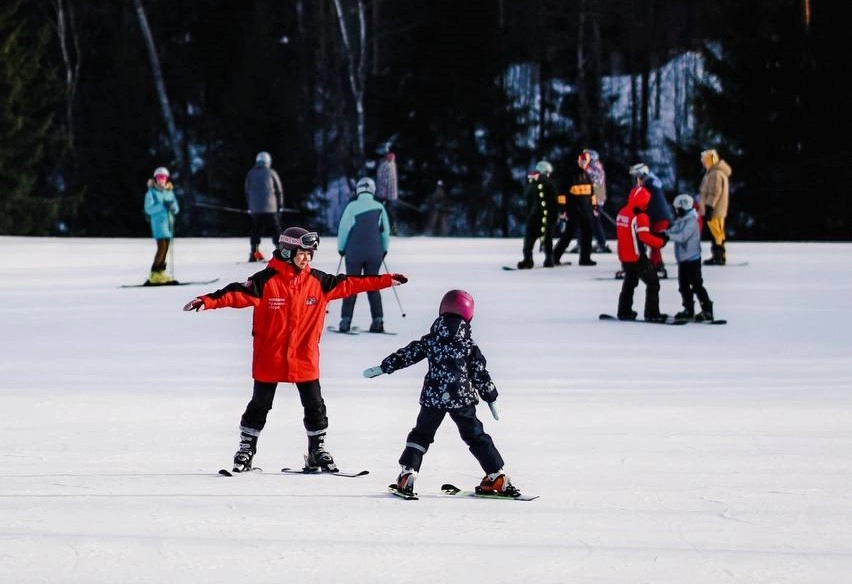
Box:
[380,315,498,409]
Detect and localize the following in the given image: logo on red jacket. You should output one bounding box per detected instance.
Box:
[306,296,318,306]
[269,297,286,309]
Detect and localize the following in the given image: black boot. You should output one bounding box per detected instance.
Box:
[675,303,694,321]
[233,429,259,473]
[306,432,336,471]
[695,301,714,322]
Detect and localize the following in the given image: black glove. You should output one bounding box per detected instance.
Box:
[338,250,345,257]
[183,297,205,312]
[656,231,669,244]
[383,251,387,258]
[704,205,714,220]
[391,273,408,284]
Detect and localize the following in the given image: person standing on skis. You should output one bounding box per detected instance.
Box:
[337,177,391,333]
[363,289,522,498]
[183,226,408,474]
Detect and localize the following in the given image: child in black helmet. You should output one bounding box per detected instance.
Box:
[363,289,521,498]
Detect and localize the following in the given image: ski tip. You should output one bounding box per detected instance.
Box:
[218,469,232,476]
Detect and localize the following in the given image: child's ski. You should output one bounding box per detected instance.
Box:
[281,467,369,478]
[440,483,539,501]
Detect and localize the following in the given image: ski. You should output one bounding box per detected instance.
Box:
[704,261,748,267]
[218,467,262,476]
[440,483,539,501]
[387,484,418,500]
[502,262,571,271]
[326,326,359,335]
[121,278,220,289]
[598,313,687,325]
[281,467,369,478]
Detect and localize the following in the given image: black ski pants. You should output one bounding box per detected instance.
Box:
[553,195,594,263]
[399,405,504,475]
[240,379,328,434]
[617,257,662,318]
[676,258,712,312]
[249,212,281,250]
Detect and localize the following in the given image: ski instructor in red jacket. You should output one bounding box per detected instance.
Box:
[183,226,409,474]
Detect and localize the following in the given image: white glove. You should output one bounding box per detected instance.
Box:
[363,366,384,378]
[488,401,500,421]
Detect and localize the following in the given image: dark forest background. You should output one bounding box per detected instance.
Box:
[2,0,849,240]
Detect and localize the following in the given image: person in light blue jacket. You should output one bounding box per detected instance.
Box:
[336,177,390,332]
[143,166,180,284]
[666,194,713,321]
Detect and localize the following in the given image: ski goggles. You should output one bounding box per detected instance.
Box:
[279,231,320,250]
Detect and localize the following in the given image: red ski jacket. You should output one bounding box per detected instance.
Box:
[199,256,395,383]
[616,200,667,263]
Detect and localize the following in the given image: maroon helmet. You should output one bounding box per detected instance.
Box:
[439,289,475,322]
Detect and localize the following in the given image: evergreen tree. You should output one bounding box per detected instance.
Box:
[0,0,62,235]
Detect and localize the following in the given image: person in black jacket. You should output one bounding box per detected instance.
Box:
[517,160,563,269]
[363,290,522,498]
[552,151,597,266]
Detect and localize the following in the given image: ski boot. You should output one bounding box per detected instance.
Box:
[305,432,337,472]
[369,317,384,333]
[232,429,258,473]
[395,467,417,496]
[516,258,533,270]
[249,247,266,262]
[476,471,521,497]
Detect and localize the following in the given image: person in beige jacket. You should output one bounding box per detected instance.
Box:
[698,149,732,265]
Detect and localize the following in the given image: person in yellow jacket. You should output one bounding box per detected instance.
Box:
[698,149,732,265]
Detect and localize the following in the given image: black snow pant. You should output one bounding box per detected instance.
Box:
[341,252,384,321]
[239,379,328,435]
[399,405,504,475]
[617,257,662,318]
[249,212,281,251]
[676,258,712,313]
[553,196,594,263]
[521,210,556,265]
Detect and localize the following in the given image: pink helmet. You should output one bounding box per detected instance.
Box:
[439,289,475,322]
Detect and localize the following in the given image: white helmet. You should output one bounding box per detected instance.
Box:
[356,177,376,195]
[153,167,170,179]
[535,160,553,175]
[629,163,649,177]
[673,194,694,212]
[256,152,271,166]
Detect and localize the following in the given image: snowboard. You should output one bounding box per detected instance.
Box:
[440,483,539,501]
[326,325,397,335]
[703,261,749,267]
[598,313,687,325]
[502,262,571,271]
[122,278,219,288]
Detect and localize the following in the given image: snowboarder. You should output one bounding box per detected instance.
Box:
[698,148,732,265]
[363,289,521,498]
[552,151,597,266]
[142,166,179,285]
[337,177,391,333]
[183,226,409,474]
[665,194,714,321]
[628,162,672,278]
[615,186,670,321]
[517,160,563,269]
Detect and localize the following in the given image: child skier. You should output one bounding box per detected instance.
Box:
[666,194,714,321]
[363,289,521,498]
[183,226,408,474]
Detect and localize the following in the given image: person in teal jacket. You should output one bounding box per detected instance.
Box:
[143,166,180,284]
[336,177,391,332]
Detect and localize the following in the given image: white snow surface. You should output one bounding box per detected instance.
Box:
[1,236,850,584]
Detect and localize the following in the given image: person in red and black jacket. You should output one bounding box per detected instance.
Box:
[615,187,670,322]
[183,226,408,474]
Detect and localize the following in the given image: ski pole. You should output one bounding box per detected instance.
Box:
[168,213,176,280]
[383,258,406,317]
[326,255,344,314]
